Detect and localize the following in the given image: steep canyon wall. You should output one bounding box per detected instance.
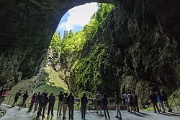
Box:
[70,0,180,97]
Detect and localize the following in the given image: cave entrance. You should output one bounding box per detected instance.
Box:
[43,2,115,96]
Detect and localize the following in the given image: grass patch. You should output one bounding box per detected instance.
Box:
[168,88,180,107]
[4,66,69,110]
[34,66,69,110]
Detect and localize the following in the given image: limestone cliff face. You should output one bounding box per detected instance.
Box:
[70,0,180,97]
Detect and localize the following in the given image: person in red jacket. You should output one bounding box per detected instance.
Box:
[1,89,6,103]
[28,93,36,112]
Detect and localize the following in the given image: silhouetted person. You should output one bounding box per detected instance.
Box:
[12,90,22,107]
[34,92,40,111]
[28,93,36,112]
[123,93,129,111]
[115,92,122,119]
[57,91,64,116]
[1,88,6,103]
[19,91,29,109]
[102,93,110,119]
[36,92,48,119]
[63,93,68,119]
[48,93,55,116]
[161,89,172,112]
[96,92,102,114]
[0,88,3,105]
[156,92,165,113]
[133,92,139,112]
[128,91,135,113]
[149,91,160,113]
[81,93,88,119]
[67,92,74,120]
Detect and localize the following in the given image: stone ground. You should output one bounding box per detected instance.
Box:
[0,104,180,120]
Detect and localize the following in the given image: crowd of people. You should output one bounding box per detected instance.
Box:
[0,88,172,120]
[149,89,172,113]
[11,90,76,120]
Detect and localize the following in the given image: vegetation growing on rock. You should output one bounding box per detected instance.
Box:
[49,1,180,100]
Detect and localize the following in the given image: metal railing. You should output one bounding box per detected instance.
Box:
[2,94,126,110]
[2,94,179,111]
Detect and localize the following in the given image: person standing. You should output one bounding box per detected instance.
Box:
[149,90,160,113]
[156,92,165,113]
[96,92,102,114]
[67,92,74,120]
[47,93,55,117]
[2,89,6,102]
[28,93,36,112]
[34,92,40,111]
[62,93,68,120]
[133,92,139,112]
[161,89,172,112]
[12,90,22,107]
[0,88,3,105]
[128,91,135,113]
[57,91,64,116]
[115,92,122,120]
[81,93,88,119]
[19,91,29,109]
[123,93,129,112]
[36,92,48,119]
[102,93,110,119]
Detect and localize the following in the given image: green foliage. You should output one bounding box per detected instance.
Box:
[49,33,61,52]
[49,3,114,55]
[35,66,69,110]
[95,3,114,25]
[73,43,113,94]
[49,3,115,96]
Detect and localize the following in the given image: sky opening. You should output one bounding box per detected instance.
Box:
[56,3,98,37]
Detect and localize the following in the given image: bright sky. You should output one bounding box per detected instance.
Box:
[56,3,98,37]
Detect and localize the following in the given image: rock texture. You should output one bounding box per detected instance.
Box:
[0,107,6,118]
[0,0,179,98]
[69,0,180,97]
[0,0,118,87]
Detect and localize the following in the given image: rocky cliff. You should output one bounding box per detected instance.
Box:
[0,0,117,88]
[0,0,179,98]
[70,0,180,97]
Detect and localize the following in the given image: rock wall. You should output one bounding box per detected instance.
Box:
[71,0,180,98]
[0,0,179,98]
[0,0,118,87]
